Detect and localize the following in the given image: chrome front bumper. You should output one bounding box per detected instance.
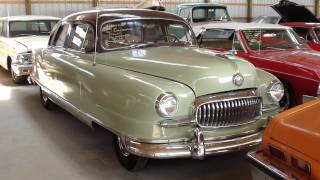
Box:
[123,128,263,159]
[247,151,288,180]
[11,63,33,76]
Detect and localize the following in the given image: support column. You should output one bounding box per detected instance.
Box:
[247,0,252,22]
[92,0,98,7]
[315,0,319,18]
[25,0,32,15]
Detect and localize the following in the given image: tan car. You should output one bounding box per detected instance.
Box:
[248,99,320,179]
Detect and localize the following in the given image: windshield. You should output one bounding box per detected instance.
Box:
[101,19,196,50]
[9,20,58,37]
[241,29,308,51]
[192,7,231,23]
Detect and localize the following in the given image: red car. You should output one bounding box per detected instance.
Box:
[197,22,320,111]
[254,0,320,51]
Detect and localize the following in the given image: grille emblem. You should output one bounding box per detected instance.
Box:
[233,73,244,87]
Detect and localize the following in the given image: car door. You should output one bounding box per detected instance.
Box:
[40,23,79,103]
[62,23,96,115]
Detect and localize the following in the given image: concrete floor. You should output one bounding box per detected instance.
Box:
[0,67,254,180]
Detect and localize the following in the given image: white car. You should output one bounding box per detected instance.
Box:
[0,15,59,83]
[176,3,232,35]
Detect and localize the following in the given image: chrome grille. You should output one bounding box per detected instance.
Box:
[195,90,262,128]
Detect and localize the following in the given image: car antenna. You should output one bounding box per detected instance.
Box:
[93,1,101,66]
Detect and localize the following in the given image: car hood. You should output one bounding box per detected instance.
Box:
[12,35,50,51]
[271,0,320,23]
[267,100,320,162]
[256,50,320,75]
[97,46,258,97]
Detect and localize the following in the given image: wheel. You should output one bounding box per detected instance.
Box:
[113,135,148,171]
[279,82,296,112]
[40,87,57,110]
[11,68,27,84]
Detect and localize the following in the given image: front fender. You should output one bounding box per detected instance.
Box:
[81,63,196,141]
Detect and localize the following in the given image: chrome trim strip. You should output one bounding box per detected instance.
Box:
[262,104,279,113]
[247,151,288,179]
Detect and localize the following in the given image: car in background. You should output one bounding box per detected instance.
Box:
[176,3,232,34]
[252,16,281,24]
[247,99,320,180]
[32,9,282,171]
[0,15,59,83]
[196,22,320,111]
[253,0,320,52]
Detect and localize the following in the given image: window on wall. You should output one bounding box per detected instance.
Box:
[68,24,95,51]
[54,24,70,47]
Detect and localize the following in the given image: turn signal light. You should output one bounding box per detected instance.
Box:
[269,145,286,161]
[291,156,311,176]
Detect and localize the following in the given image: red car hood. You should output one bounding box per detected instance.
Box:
[255,50,320,76]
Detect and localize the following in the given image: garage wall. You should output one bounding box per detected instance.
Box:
[0,0,317,22]
[0,0,25,17]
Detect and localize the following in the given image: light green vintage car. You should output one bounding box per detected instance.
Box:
[31,9,283,171]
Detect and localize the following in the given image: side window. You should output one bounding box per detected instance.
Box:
[168,24,192,43]
[53,24,70,47]
[293,27,311,41]
[68,24,94,52]
[179,8,191,21]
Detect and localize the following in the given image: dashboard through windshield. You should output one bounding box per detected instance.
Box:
[100,19,196,50]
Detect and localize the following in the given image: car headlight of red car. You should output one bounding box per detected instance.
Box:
[267,80,284,102]
[317,83,320,97]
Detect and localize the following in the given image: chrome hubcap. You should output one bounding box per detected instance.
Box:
[117,136,130,157]
[42,91,48,103]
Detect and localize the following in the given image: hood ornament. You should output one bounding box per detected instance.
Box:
[233,73,244,87]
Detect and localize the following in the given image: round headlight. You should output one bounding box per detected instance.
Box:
[155,92,178,118]
[268,80,284,102]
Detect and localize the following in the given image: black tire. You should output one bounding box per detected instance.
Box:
[113,135,148,171]
[11,67,27,84]
[279,82,296,112]
[40,87,57,110]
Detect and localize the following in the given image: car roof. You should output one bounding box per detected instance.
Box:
[63,9,185,24]
[177,3,227,9]
[200,22,291,30]
[0,15,60,21]
[281,22,320,28]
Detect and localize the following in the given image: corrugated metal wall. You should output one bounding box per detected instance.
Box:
[0,0,317,21]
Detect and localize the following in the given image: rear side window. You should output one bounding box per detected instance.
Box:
[67,24,94,51]
[53,24,70,47]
